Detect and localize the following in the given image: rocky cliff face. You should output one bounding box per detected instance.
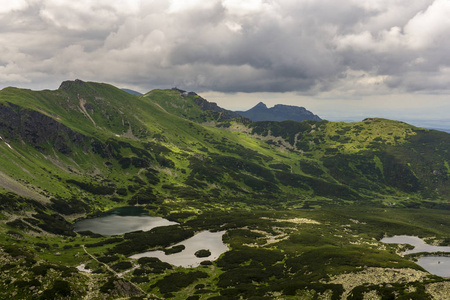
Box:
[178,90,244,121]
[192,96,243,120]
[0,102,86,154]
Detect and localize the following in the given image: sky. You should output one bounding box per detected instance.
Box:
[1,0,449,129]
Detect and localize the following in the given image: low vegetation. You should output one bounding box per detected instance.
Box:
[0,80,449,298]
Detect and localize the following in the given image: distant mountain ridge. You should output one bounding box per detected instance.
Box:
[236,102,322,122]
[121,88,143,95]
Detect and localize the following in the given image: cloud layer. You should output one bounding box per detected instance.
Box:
[1,0,449,96]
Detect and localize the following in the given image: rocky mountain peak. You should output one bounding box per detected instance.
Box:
[236,102,321,122]
[58,79,86,91]
[253,102,268,110]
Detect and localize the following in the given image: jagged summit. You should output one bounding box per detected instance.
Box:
[236,102,321,122]
[171,87,186,93]
[253,102,268,110]
[144,88,244,122]
[58,79,86,90]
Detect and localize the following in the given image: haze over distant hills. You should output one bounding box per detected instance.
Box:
[236,102,322,122]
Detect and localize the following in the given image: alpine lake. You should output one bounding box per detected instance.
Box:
[5,204,450,299]
[74,207,450,275]
[73,206,229,267]
[381,235,450,277]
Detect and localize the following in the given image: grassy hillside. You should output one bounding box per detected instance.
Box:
[0,80,449,299]
[0,80,449,211]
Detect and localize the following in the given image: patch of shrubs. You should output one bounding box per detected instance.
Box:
[35,242,50,249]
[111,261,133,271]
[128,187,159,205]
[156,155,175,168]
[1,263,15,271]
[275,171,358,200]
[97,255,120,263]
[32,212,75,236]
[6,219,39,232]
[136,257,172,274]
[66,179,115,195]
[15,279,41,288]
[166,211,197,222]
[40,280,72,299]
[77,230,103,238]
[242,174,279,192]
[0,192,45,212]
[130,157,150,168]
[269,163,291,171]
[84,237,123,248]
[194,249,211,258]
[6,230,24,239]
[217,247,284,271]
[31,264,53,276]
[299,160,325,176]
[131,276,148,284]
[2,244,34,259]
[143,168,160,185]
[31,263,77,277]
[150,271,208,294]
[143,141,172,155]
[50,196,89,214]
[111,225,194,255]
[163,244,185,255]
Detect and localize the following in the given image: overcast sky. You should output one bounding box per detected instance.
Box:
[1,0,449,128]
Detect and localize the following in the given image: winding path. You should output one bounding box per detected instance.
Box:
[81,245,163,299]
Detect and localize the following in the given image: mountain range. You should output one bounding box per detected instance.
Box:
[1,79,450,299]
[0,80,448,206]
[236,102,322,122]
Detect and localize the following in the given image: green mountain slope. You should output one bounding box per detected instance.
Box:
[1,80,450,299]
[0,80,449,212]
[144,88,243,123]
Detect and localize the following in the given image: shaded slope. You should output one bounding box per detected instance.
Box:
[145,88,244,123]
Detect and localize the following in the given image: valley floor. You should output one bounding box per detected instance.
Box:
[1,203,450,299]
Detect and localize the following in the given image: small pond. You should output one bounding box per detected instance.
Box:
[381,235,450,277]
[130,231,229,268]
[381,235,450,255]
[73,206,177,236]
[416,257,450,278]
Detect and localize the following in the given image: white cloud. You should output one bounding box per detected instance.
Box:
[167,0,219,13]
[222,0,273,16]
[404,0,450,49]
[0,0,29,14]
[39,0,122,30]
[0,0,449,100]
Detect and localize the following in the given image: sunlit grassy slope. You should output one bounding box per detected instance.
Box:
[1,80,450,299]
[0,79,449,213]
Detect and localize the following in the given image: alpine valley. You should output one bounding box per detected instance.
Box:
[0,80,449,299]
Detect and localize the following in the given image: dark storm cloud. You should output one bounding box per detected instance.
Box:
[1,0,449,96]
